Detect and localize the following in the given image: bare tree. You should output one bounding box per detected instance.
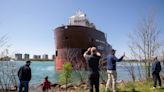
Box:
[0,61,17,92]
[62,48,87,83]
[99,53,107,84]
[128,13,161,80]
[62,48,78,64]
[122,59,136,82]
[0,35,17,92]
[161,50,164,65]
[128,46,143,80]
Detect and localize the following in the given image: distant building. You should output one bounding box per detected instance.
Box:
[42,54,48,60]
[33,55,41,60]
[0,56,11,61]
[15,53,22,60]
[52,55,55,60]
[24,54,30,60]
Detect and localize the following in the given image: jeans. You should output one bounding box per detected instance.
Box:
[106,70,117,92]
[18,81,29,92]
[88,73,99,92]
[152,72,161,87]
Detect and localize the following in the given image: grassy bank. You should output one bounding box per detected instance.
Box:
[96,80,164,92]
[2,80,164,92]
[64,80,164,92]
[117,80,164,92]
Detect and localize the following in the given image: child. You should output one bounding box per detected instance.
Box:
[40,76,52,92]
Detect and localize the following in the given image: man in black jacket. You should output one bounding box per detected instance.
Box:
[83,47,101,92]
[18,60,31,92]
[152,57,162,89]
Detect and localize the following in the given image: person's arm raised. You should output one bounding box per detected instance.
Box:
[83,47,91,57]
[117,52,125,62]
[96,52,101,57]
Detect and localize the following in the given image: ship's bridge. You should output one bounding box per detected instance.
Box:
[69,10,96,29]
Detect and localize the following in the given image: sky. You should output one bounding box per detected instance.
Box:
[0,0,164,58]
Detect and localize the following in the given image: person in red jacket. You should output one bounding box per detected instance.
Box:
[40,76,52,92]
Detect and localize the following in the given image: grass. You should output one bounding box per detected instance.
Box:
[117,80,164,92]
[77,80,164,92]
[19,80,162,92]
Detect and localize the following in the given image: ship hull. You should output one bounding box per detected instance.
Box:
[54,25,111,70]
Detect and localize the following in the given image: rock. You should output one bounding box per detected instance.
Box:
[9,85,17,91]
[73,85,78,90]
[100,83,105,88]
[61,83,74,89]
[80,84,88,90]
[52,83,61,88]
[77,81,87,87]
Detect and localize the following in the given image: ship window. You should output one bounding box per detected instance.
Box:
[56,50,58,56]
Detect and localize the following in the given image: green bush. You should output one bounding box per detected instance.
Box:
[59,62,72,84]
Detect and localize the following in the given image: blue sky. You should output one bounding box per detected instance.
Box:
[0,0,164,57]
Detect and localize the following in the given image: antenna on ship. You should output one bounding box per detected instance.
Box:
[76,9,86,17]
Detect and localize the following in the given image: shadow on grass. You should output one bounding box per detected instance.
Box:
[158,87,164,90]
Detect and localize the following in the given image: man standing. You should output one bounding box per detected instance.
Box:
[152,57,162,89]
[83,47,101,92]
[18,60,32,92]
[105,49,125,92]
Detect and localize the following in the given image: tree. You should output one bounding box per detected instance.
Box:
[99,53,108,84]
[161,50,164,64]
[0,35,17,92]
[62,48,88,83]
[128,13,161,79]
[59,62,72,92]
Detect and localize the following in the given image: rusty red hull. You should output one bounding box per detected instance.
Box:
[54,25,111,70]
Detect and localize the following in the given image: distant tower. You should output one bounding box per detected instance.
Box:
[15,53,22,61]
[33,55,41,60]
[52,54,55,60]
[42,54,49,60]
[24,54,30,61]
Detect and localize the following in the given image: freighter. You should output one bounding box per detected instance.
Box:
[54,11,111,70]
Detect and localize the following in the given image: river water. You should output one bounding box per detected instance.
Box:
[1,61,164,85]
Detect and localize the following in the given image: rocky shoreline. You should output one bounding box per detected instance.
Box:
[0,81,106,92]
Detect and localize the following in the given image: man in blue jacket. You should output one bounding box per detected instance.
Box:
[152,57,162,89]
[105,49,125,92]
[18,60,32,92]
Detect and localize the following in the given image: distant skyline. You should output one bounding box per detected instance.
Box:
[0,0,164,57]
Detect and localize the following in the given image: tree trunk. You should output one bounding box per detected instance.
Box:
[148,62,151,79]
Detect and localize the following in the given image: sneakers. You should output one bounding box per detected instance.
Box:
[151,87,156,89]
[151,86,162,89]
[157,86,162,89]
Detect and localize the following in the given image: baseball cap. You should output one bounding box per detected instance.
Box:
[26,60,31,63]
